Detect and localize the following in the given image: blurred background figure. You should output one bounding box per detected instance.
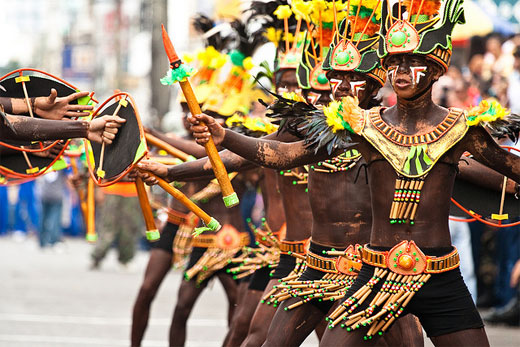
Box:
[90,180,144,270]
[38,171,66,249]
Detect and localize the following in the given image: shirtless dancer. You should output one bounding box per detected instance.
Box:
[186,0,520,345]
[131,105,240,347]
[138,3,422,346]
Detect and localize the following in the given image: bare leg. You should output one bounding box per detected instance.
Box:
[241,279,278,347]
[131,249,172,347]
[216,272,239,326]
[224,288,263,347]
[222,281,250,346]
[169,279,207,347]
[430,328,489,347]
[319,324,381,347]
[314,319,326,341]
[262,298,327,347]
[384,314,424,347]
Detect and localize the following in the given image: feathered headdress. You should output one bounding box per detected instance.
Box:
[296,1,348,94]
[322,0,386,86]
[202,18,266,117]
[176,14,230,104]
[377,0,465,71]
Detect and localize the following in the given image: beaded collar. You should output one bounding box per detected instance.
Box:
[369,108,464,147]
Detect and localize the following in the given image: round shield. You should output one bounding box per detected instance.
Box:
[85,92,147,186]
[0,68,95,151]
[449,146,520,227]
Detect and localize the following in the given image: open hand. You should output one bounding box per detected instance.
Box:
[136,159,169,185]
[88,115,126,144]
[188,113,225,146]
[34,89,94,119]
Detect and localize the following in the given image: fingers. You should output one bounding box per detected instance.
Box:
[66,111,91,118]
[135,163,160,185]
[102,115,126,124]
[68,104,94,111]
[67,90,91,102]
[48,88,57,103]
[191,124,209,133]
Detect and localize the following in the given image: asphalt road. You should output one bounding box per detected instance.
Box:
[0,236,518,347]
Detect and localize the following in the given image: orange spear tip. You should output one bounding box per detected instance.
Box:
[161,24,181,68]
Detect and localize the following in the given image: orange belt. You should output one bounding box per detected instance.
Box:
[192,224,249,250]
[361,241,460,275]
[305,244,363,276]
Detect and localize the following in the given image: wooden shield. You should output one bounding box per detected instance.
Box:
[450,147,520,227]
[0,69,95,182]
[85,92,147,186]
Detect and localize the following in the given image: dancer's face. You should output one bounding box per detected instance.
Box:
[326,70,379,106]
[385,54,442,99]
[276,69,301,95]
[304,88,332,106]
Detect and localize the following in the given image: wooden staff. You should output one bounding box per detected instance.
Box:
[142,171,221,233]
[145,133,193,162]
[97,96,127,181]
[161,24,238,208]
[86,177,97,242]
[70,157,88,223]
[15,74,38,173]
[135,177,160,241]
[493,176,509,222]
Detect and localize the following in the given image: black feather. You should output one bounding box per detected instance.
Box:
[192,14,232,51]
[485,112,520,143]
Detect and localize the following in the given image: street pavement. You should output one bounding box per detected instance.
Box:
[0,235,519,347]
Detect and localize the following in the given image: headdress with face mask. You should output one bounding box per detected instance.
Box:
[377,0,465,72]
[322,0,387,87]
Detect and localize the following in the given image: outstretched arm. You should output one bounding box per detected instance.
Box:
[0,89,93,119]
[464,126,520,183]
[2,114,125,144]
[137,149,257,184]
[189,113,339,169]
[458,157,517,193]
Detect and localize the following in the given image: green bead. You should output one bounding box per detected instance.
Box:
[335,51,351,65]
[390,31,407,46]
[317,73,328,84]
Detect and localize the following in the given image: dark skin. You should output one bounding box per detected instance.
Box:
[130,124,242,347]
[187,54,511,345]
[137,69,313,347]
[138,67,421,346]
[223,69,312,347]
[0,89,93,119]
[1,114,124,144]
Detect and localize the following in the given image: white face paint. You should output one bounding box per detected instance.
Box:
[410,66,427,86]
[350,80,366,98]
[388,65,398,85]
[307,91,321,105]
[329,78,343,96]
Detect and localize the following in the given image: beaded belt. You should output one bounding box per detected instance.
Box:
[279,239,309,256]
[192,225,249,250]
[305,244,362,276]
[362,241,460,275]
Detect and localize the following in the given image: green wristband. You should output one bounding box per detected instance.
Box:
[223,192,239,208]
[146,229,161,241]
